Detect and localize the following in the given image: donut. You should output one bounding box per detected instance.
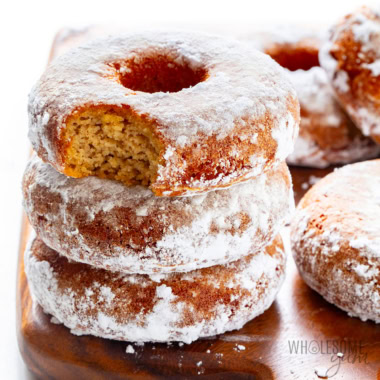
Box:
[320,6,380,144]
[243,26,380,168]
[291,160,380,323]
[28,31,299,196]
[22,155,293,274]
[25,234,286,343]
[287,67,380,167]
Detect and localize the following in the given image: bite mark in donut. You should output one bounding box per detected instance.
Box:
[28,31,299,196]
[63,105,163,187]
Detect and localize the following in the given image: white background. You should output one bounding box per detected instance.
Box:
[1,0,378,378]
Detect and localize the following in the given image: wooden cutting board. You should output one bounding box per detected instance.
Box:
[16,30,380,379]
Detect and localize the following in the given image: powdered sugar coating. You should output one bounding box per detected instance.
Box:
[28,30,299,196]
[242,27,380,168]
[25,236,286,343]
[287,67,380,167]
[23,155,294,274]
[291,160,380,323]
[319,6,380,144]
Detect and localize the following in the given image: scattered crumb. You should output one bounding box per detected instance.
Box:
[206,349,211,354]
[233,344,246,352]
[215,352,223,363]
[178,342,184,347]
[337,352,344,358]
[50,316,61,324]
[196,361,205,376]
[178,354,183,368]
[301,175,322,190]
[126,345,135,354]
[309,175,321,185]
[314,367,328,379]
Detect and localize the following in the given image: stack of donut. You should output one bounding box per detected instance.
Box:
[23,31,300,343]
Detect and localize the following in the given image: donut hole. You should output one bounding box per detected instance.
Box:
[110,53,208,93]
[63,106,162,187]
[266,45,320,71]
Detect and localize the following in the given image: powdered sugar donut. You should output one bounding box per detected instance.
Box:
[244,26,380,168]
[291,160,380,323]
[22,155,293,274]
[287,67,380,167]
[320,6,380,144]
[25,235,286,343]
[28,31,299,196]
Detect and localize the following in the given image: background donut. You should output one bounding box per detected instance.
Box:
[243,26,380,168]
[320,6,380,145]
[291,159,380,323]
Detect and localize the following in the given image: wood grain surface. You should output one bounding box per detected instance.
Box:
[17,167,380,380]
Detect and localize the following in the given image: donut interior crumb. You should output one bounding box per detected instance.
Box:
[63,107,162,187]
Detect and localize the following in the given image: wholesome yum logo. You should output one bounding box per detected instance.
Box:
[287,340,368,378]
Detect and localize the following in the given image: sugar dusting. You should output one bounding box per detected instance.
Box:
[291,160,380,323]
[23,155,294,274]
[24,236,286,343]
